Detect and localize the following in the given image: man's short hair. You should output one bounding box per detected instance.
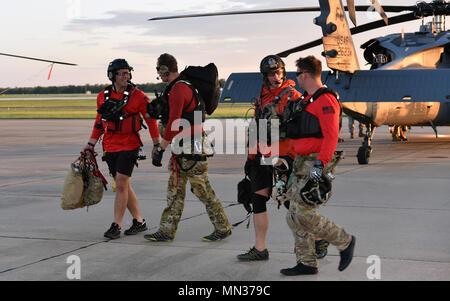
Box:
[296,56,322,78]
[157,53,178,72]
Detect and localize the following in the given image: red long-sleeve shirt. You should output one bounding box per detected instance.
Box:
[163,81,203,142]
[248,79,302,159]
[90,87,159,152]
[290,92,340,165]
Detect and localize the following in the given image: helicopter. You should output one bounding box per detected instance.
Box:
[149,0,450,164]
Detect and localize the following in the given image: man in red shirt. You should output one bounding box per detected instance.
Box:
[280,56,356,276]
[144,53,231,242]
[237,55,302,261]
[84,59,160,239]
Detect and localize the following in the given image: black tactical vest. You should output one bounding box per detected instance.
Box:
[284,87,342,139]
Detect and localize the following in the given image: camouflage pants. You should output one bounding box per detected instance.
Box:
[158,155,231,238]
[285,152,352,267]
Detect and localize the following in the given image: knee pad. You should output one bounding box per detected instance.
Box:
[252,193,269,214]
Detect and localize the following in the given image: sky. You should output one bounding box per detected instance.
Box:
[0,0,436,88]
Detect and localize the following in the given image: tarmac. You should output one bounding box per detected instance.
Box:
[0,118,449,282]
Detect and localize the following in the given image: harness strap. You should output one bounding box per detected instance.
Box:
[171,154,180,188]
[102,83,146,140]
[255,85,293,120]
[175,80,200,111]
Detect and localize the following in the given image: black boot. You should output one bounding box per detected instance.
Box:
[280,262,318,276]
[338,236,356,271]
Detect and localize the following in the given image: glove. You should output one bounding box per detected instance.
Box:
[152,145,165,167]
[309,159,324,183]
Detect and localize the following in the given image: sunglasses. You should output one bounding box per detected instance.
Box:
[116,71,131,76]
[267,70,283,77]
[296,71,305,77]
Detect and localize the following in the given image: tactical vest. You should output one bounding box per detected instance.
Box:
[284,87,342,139]
[252,85,294,145]
[96,83,147,146]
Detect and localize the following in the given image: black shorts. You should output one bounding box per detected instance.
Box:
[249,163,273,193]
[103,148,139,178]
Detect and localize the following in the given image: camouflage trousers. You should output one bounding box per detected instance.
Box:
[158,155,231,238]
[285,152,352,267]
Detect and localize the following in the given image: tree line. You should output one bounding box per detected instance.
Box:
[0,79,226,95]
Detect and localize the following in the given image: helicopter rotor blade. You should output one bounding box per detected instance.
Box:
[149,7,322,20]
[277,39,323,58]
[371,0,389,25]
[350,12,417,35]
[347,0,357,26]
[149,5,420,21]
[277,12,418,58]
[0,53,77,66]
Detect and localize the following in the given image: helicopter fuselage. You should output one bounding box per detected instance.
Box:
[363,30,450,70]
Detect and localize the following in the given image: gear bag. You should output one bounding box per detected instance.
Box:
[61,150,108,210]
[237,176,252,213]
[179,63,220,115]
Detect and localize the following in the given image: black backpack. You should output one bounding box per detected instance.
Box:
[179,63,220,115]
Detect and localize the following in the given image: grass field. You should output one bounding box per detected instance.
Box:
[0,93,91,98]
[0,99,95,108]
[0,94,253,119]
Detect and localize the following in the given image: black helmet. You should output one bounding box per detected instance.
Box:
[107,59,133,81]
[300,176,332,206]
[260,55,285,74]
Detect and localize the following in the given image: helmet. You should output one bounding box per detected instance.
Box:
[260,55,285,74]
[300,176,332,206]
[107,59,133,81]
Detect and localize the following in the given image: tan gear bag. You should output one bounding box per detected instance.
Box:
[61,151,107,210]
[61,159,85,210]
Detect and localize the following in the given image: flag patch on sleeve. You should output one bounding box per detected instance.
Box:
[322,106,335,114]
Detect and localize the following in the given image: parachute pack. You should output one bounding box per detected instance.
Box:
[179,63,220,115]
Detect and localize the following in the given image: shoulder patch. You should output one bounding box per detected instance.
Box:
[322,106,336,114]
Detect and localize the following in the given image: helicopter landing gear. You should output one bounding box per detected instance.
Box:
[357,124,376,165]
[390,125,409,141]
